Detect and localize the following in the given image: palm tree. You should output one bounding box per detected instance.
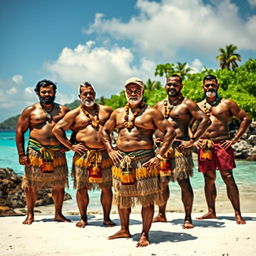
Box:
[174,62,192,80]
[216,44,241,70]
[144,79,162,91]
[155,63,175,78]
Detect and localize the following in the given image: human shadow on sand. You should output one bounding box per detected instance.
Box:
[132,230,197,244]
[170,218,225,228]
[217,215,256,222]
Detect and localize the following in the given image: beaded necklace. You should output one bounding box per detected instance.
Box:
[80,104,100,129]
[203,95,222,116]
[163,93,184,119]
[123,101,145,130]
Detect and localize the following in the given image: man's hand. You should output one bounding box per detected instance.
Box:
[108,149,123,164]
[143,157,160,169]
[221,139,236,149]
[19,155,30,166]
[71,143,87,155]
[177,140,195,152]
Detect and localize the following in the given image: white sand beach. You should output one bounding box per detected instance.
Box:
[1,212,256,256]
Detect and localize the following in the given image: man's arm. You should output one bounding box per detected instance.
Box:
[188,100,211,141]
[53,110,86,155]
[101,110,122,163]
[226,100,252,146]
[16,107,32,166]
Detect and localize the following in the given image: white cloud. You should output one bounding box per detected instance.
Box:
[45,41,157,97]
[85,0,256,58]
[248,0,256,8]
[12,74,24,85]
[189,58,204,73]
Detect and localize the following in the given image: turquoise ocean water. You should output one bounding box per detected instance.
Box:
[1,130,256,214]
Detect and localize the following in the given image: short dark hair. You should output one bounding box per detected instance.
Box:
[167,74,182,83]
[34,79,57,94]
[203,75,218,83]
[79,82,95,94]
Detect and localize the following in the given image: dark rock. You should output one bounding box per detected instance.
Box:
[0,168,72,216]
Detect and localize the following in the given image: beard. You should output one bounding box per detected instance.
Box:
[167,88,180,97]
[205,90,216,98]
[39,95,55,104]
[125,93,143,106]
[81,98,95,107]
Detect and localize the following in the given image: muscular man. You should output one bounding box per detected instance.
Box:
[101,77,176,247]
[53,82,115,228]
[196,74,251,224]
[16,79,70,224]
[153,74,210,228]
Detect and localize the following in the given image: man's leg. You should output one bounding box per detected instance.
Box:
[52,187,71,222]
[177,178,194,229]
[76,187,89,227]
[108,206,132,239]
[220,169,246,224]
[153,181,169,222]
[23,187,38,225]
[101,187,116,226]
[197,170,217,219]
[137,204,154,247]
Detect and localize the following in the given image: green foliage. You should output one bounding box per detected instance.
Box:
[65,100,80,110]
[0,115,20,130]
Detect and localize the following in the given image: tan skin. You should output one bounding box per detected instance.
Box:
[153,76,210,228]
[16,85,70,225]
[101,83,176,247]
[52,86,115,228]
[196,79,251,224]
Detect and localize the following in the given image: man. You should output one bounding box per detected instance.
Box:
[196,74,251,224]
[153,74,210,228]
[53,82,115,228]
[16,79,70,224]
[101,77,176,247]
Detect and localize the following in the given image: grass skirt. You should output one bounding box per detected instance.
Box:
[72,149,113,190]
[112,149,163,209]
[22,147,68,189]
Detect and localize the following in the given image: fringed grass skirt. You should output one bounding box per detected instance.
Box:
[22,147,68,189]
[72,150,113,190]
[112,149,163,209]
[160,147,194,182]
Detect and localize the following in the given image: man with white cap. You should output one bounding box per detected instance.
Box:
[101,77,176,247]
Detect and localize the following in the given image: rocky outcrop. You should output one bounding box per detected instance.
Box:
[233,121,256,161]
[0,168,72,216]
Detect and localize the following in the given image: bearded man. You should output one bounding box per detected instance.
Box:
[16,79,70,224]
[153,74,210,228]
[53,82,115,228]
[101,77,176,247]
[196,75,251,224]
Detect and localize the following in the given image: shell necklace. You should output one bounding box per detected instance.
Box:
[124,102,145,130]
[203,95,222,116]
[80,104,100,129]
[164,93,184,118]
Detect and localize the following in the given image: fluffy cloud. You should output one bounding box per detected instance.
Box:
[45,41,156,97]
[248,0,256,8]
[86,0,256,59]
[0,76,38,121]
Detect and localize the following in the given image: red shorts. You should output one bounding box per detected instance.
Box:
[198,141,236,173]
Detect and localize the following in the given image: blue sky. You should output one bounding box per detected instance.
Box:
[0,0,256,122]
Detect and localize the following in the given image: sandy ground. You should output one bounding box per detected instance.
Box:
[1,212,256,256]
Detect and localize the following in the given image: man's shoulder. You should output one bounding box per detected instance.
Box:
[99,104,113,113]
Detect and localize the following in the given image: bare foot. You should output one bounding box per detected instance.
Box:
[182,220,194,229]
[196,212,216,220]
[103,220,116,227]
[76,219,87,228]
[22,215,34,225]
[152,214,167,223]
[54,214,71,222]
[235,214,246,224]
[108,230,131,240]
[136,232,149,247]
